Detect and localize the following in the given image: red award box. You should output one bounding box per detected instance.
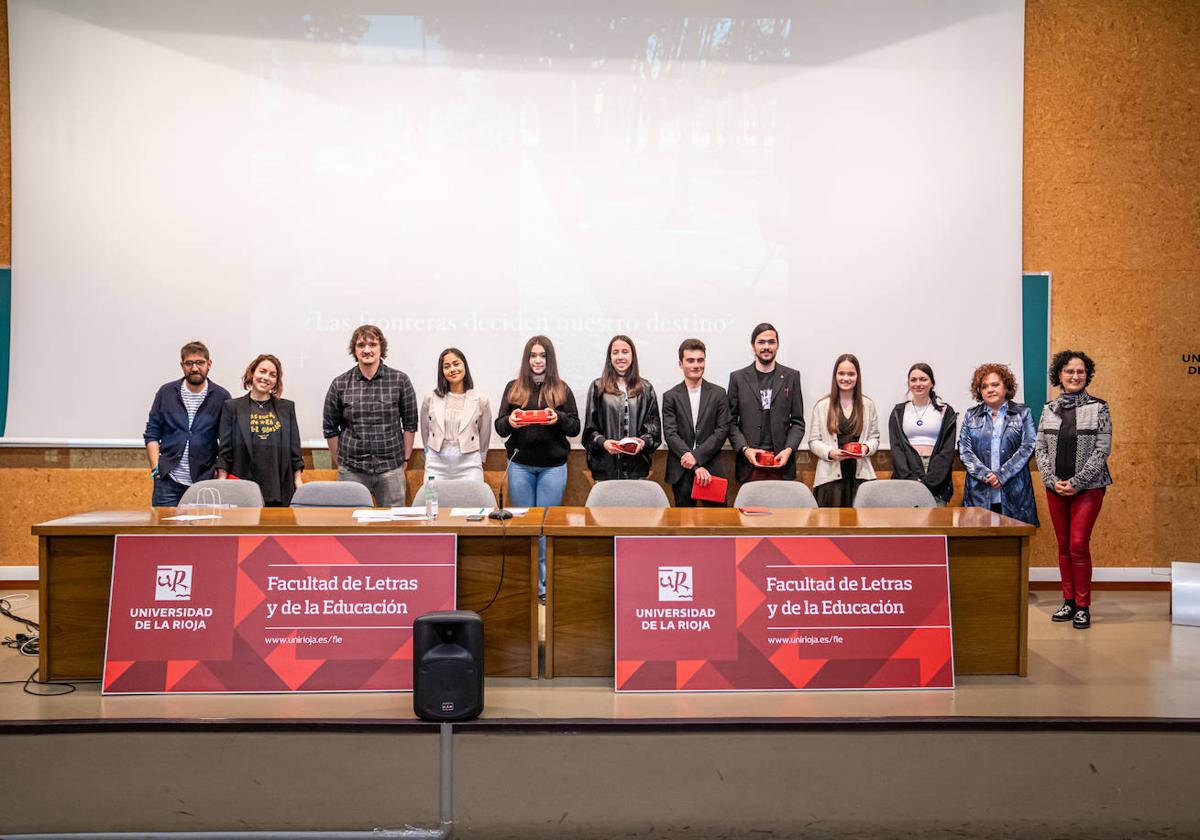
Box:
[515,409,554,425]
[754,451,780,468]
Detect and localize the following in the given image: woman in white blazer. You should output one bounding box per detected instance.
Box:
[807,353,879,507]
[420,348,492,482]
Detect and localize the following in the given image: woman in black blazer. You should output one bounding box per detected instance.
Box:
[216,354,304,506]
[888,362,957,505]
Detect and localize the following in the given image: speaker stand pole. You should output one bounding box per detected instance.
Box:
[439,722,454,832]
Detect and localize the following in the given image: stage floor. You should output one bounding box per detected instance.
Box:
[3,590,1198,727]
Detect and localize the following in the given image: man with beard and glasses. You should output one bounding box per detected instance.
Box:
[727,323,806,484]
[143,340,232,507]
[323,324,418,507]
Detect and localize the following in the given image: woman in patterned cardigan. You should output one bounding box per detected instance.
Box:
[1035,351,1113,630]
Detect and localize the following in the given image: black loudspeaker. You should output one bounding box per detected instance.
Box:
[413,610,484,722]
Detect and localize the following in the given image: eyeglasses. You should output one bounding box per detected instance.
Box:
[182,360,209,368]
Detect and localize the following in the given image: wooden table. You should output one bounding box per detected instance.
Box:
[544,506,1034,678]
[33,508,543,681]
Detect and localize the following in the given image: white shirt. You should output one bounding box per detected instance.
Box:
[902,401,940,448]
[687,383,702,447]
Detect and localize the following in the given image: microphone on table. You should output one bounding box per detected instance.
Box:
[489,447,519,521]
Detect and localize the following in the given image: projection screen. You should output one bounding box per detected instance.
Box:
[5,1,1025,446]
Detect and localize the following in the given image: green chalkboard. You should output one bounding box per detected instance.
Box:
[1022,272,1051,425]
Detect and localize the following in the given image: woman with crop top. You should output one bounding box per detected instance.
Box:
[888,362,958,505]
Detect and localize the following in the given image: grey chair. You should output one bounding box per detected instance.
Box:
[179,478,264,508]
[584,480,670,509]
[291,480,374,508]
[416,478,497,508]
[733,481,818,509]
[853,480,936,509]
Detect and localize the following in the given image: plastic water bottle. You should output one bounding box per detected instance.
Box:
[425,474,438,520]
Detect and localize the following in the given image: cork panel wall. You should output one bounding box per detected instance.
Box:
[0,454,1059,570]
[1025,0,1200,569]
[2,2,1192,571]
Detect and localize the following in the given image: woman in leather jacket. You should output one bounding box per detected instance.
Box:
[583,335,662,481]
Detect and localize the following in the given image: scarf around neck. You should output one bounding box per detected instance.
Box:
[1057,389,1090,409]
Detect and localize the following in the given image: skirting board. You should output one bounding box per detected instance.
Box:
[1029,567,1172,583]
[0,566,37,582]
[0,566,1178,584]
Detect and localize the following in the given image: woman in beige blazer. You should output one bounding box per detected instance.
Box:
[807,353,879,506]
[420,348,492,482]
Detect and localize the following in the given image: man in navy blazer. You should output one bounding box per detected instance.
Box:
[662,339,732,506]
[143,340,231,506]
[727,323,805,483]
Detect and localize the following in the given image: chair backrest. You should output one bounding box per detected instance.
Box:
[584,480,670,509]
[733,481,818,509]
[290,480,374,508]
[853,480,936,509]
[417,478,497,508]
[179,478,265,508]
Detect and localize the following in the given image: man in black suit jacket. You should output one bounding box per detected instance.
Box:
[662,339,732,506]
[727,323,805,483]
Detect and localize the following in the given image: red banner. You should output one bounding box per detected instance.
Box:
[103,534,456,694]
[615,536,953,692]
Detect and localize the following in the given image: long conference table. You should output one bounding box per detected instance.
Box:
[34,505,1034,684]
[32,508,542,681]
[544,506,1034,678]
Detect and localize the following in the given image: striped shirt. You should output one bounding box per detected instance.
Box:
[169,381,209,486]
[322,363,418,474]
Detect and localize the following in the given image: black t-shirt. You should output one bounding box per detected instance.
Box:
[755,368,775,451]
[248,404,285,504]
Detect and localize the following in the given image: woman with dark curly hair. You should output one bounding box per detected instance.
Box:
[957,363,1039,525]
[1034,351,1112,629]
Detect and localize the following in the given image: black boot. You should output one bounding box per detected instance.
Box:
[1051,600,1076,622]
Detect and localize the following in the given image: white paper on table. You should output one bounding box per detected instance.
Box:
[505,508,530,516]
[161,514,223,521]
[450,507,494,517]
[352,507,430,521]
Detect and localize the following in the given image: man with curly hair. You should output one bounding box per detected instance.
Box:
[322,325,418,507]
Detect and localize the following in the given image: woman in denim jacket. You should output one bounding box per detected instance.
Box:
[957,363,1039,526]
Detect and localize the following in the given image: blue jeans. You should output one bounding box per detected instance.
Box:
[151,474,189,507]
[506,461,567,597]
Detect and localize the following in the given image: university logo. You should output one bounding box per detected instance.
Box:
[155,565,193,601]
[658,566,693,602]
